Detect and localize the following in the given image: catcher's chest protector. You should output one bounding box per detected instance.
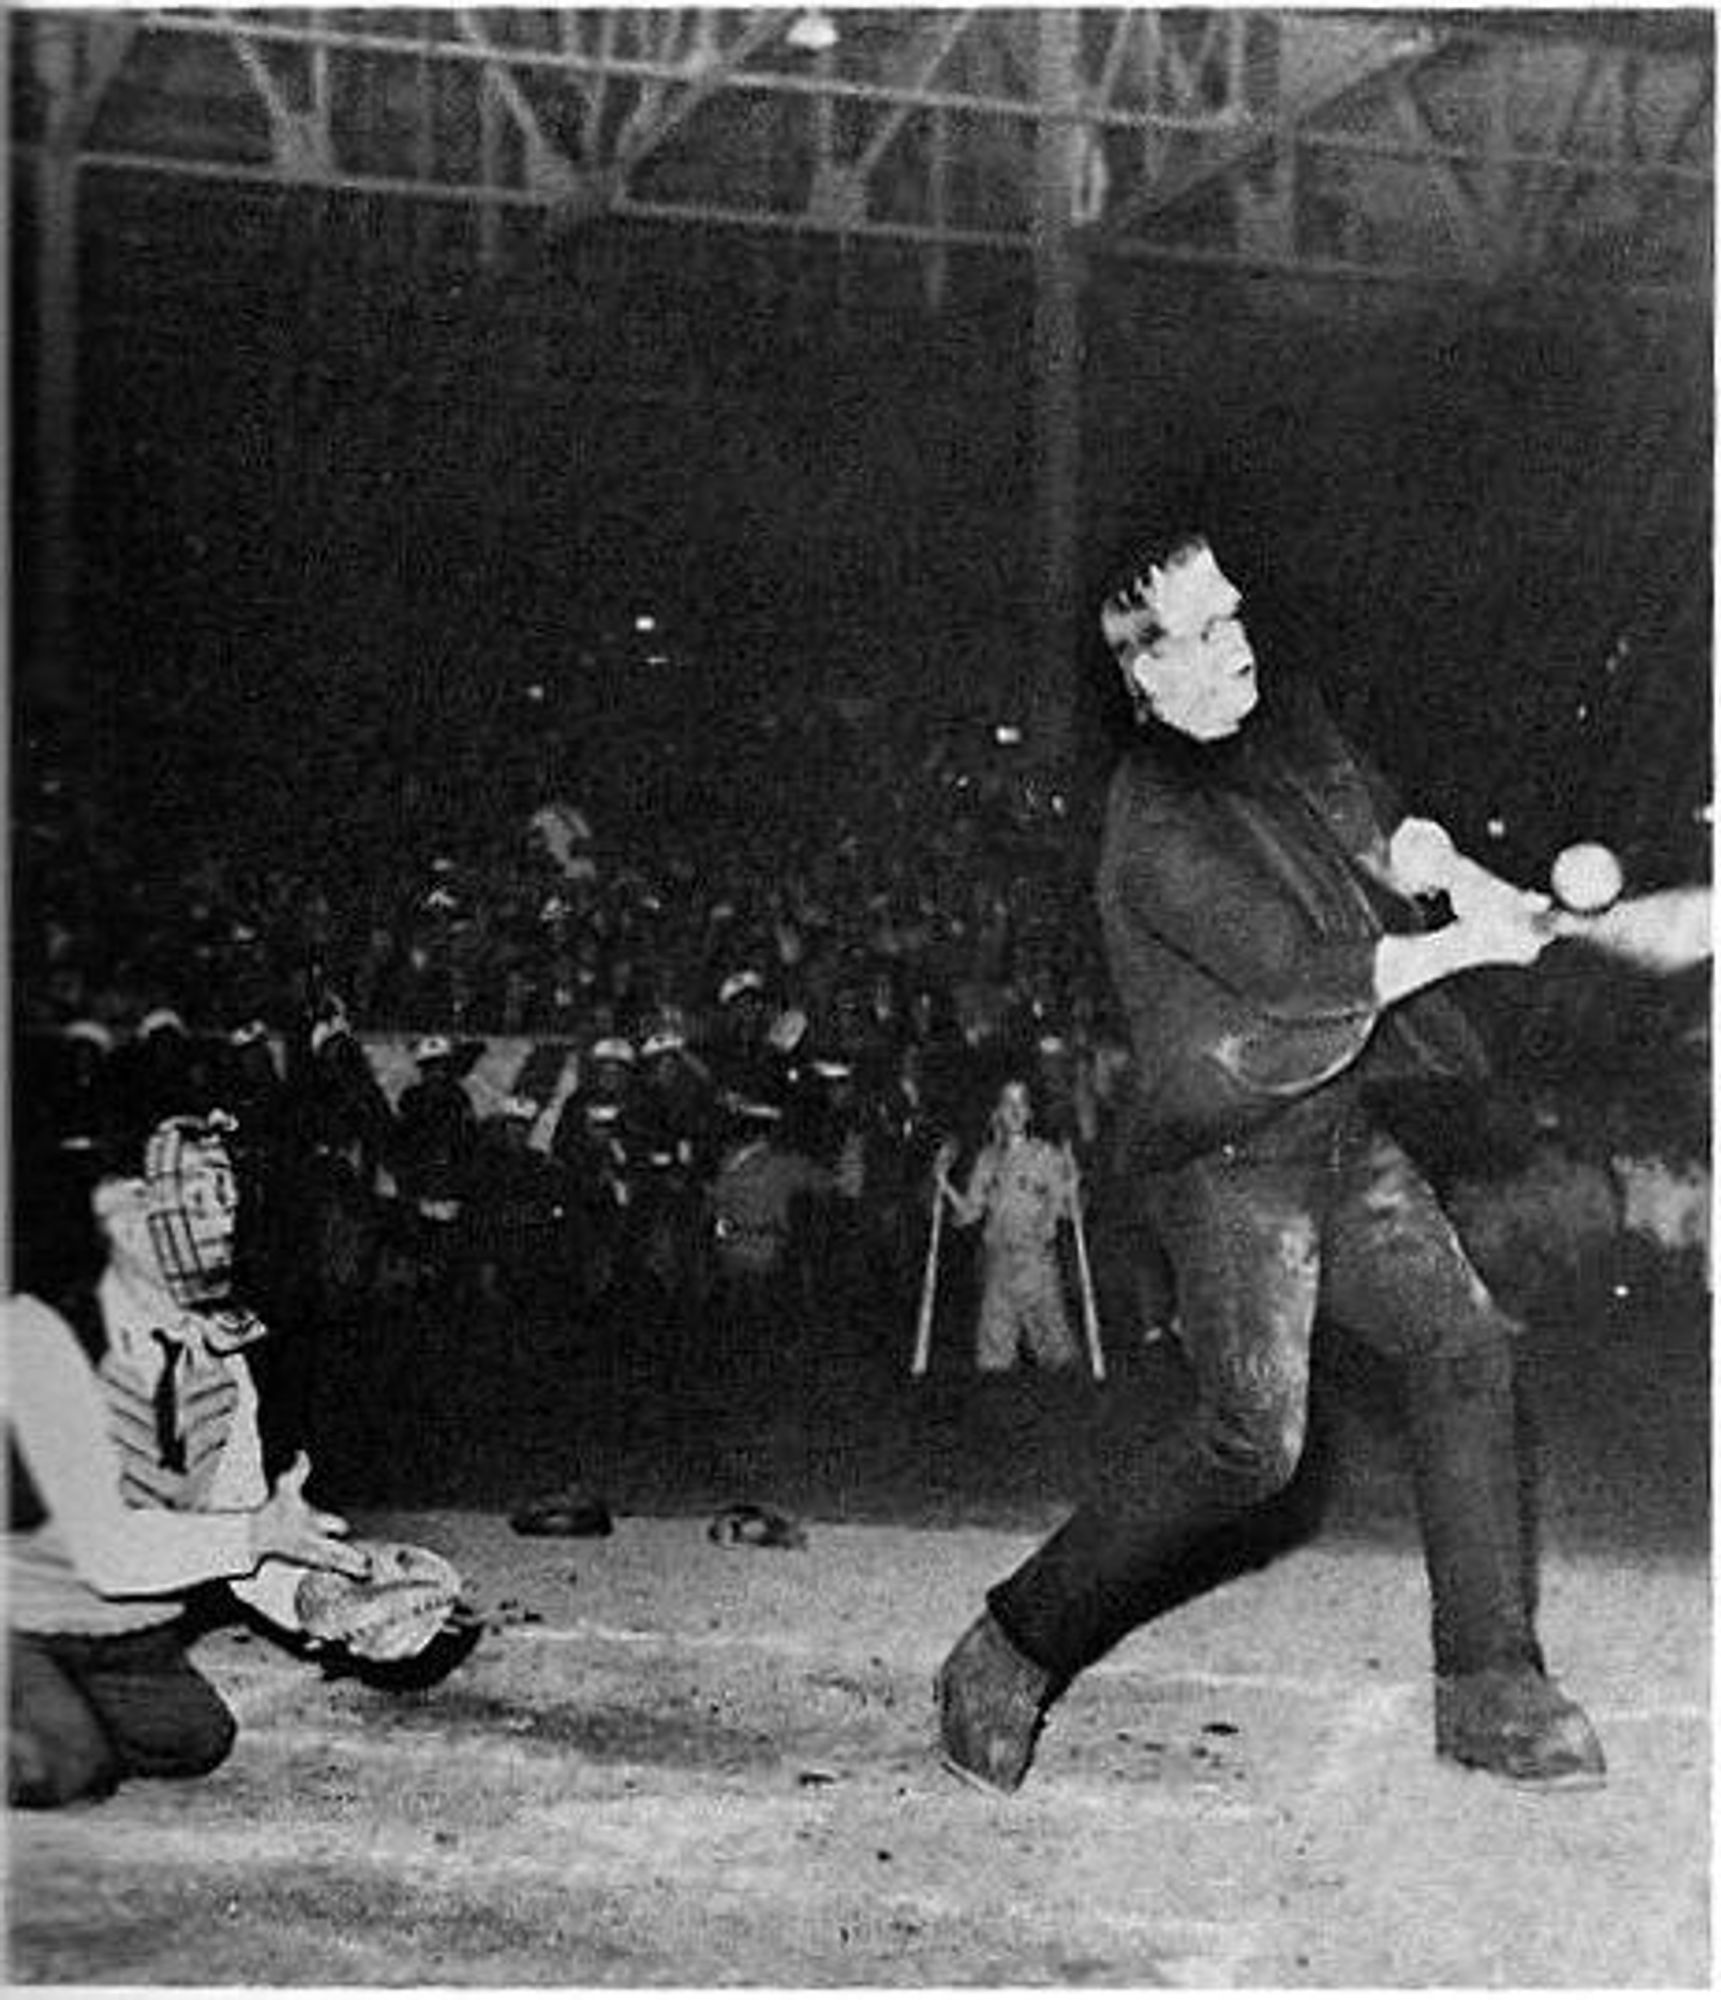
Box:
[100,1341,240,1511]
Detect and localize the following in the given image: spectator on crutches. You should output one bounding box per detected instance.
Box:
[923,1077,1093,1377]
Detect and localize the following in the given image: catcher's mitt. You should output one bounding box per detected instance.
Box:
[296,1540,465,1663]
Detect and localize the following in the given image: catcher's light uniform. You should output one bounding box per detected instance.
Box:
[8,1113,467,1811]
[8,1285,467,1807]
[8,1280,312,1806]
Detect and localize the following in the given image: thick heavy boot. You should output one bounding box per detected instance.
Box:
[935,1612,1057,1794]
[1405,1344,1605,1790]
[1434,1667,1605,1790]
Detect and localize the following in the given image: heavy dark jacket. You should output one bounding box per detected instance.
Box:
[1099,673,1488,1168]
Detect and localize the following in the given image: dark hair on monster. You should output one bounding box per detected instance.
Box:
[1098,531,1212,657]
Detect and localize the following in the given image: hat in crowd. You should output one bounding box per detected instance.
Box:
[138,1007,187,1040]
[228,1019,270,1047]
[729,1096,784,1124]
[767,1006,808,1054]
[590,1036,636,1066]
[311,1013,353,1057]
[62,1019,115,1053]
[413,1034,455,1065]
[719,969,764,1006]
[639,1028,686,1060]
[811,1057,853,1083]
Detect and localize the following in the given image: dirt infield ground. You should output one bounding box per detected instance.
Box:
[7,1237,1710,1987]
[7,1514,1708,1988]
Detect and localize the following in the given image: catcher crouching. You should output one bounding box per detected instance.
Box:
[7,1112,473,1811]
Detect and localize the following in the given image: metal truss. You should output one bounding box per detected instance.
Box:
[13,7,1714,300]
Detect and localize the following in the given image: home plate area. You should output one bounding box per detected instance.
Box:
[8,1513,1707,1988]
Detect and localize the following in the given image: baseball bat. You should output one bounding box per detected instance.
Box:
[911,1176,946,1378]
[1542,886,1712,974]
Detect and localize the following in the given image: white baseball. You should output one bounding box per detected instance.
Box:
[1551,842,1624,914]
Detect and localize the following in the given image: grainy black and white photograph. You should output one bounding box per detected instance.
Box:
[6,3,1713,1988]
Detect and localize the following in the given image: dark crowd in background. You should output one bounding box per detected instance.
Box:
[12,666,1157,1418]
[12,606,1708,1485]
[15,660,1107,1052]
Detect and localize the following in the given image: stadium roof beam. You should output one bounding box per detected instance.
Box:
[11,8,1711,298]
[13,8,1712,718]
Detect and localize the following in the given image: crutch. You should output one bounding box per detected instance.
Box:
[1065,1145,1106,1382]
[911,1166,949,1378]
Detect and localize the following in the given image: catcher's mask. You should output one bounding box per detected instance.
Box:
[140,1111,242,1307]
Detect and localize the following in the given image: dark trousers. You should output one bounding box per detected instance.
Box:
[8,1622,238,1809]
[990,1115,1541,1684]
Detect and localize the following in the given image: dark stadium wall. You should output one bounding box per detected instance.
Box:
[1074,271,1711,884]
[22,177,1711,884]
